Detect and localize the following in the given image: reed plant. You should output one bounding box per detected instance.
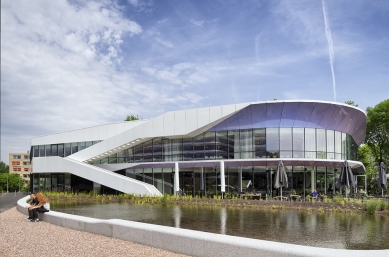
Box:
[378,200,386,211]
[365,200,379,215]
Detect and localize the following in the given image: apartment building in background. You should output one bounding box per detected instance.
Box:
[9,152,31,185]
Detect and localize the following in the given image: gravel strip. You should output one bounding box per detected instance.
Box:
[0,207,191,257]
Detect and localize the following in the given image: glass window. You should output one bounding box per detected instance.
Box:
[85,141,93,148]
[342,133,347,159]
[326,130,334,153]
[204,132,215,159]
[162,138,171,156]
[172,138,182,155]
[45,145,51,157]
[143,140,153,162]
[316,129,326,152]
[153,138,162,156]
[71,143,78,154]
[193,134,204,160]
[305,128,316,152]
[349,136,358,160]
[335,131,341,154]
[240,129,253,152]
[126,147,134,163]
[134,143,143,163]
[216,131,228,159]
[266,150,279,158]
[39,145,45,157]
[293,128,304,151]
[58,144,64,157]
[182,138,193,155]
[266,128,279,151]
[305,152,316,159]
[78,142,86,152]
[280,128,292,150]
[109,153,117,164]
[24,155,29,159]
[227,130,239,157]
[253,128,266,158]
[227,167,239,194]
[33,146,39,157]
[280,151,292,158]
[242,166,253,194]
[64,143,71,157]
[51,145,58,156]
[183,138,193,161]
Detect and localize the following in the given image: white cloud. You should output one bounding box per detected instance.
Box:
[0,0,204,162]
[190,19,205,27]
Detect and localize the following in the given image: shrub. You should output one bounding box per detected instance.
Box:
[118,194,124,203]
[365,200,379,215]
[378,200,386,211]
[161,194,168,205]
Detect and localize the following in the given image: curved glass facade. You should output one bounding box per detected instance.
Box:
[89,128,358,164]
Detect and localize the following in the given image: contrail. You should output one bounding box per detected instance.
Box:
[322,0,336,101]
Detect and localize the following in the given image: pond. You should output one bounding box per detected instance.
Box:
[51,202,389,250]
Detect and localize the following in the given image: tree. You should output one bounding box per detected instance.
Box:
[358,144,379,194]
[0,173,25,192]
[124,115,139,121]
[0,161,9,174]
[344,100,358,107]
[365,99,389,164]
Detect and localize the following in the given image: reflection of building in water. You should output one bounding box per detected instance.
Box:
[30,100,366,197]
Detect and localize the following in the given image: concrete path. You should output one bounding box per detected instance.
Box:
[0,207,190,257]
[0,192,29,213]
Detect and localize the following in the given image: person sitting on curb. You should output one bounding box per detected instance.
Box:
[29,192,50,222]
[24,193,39,221]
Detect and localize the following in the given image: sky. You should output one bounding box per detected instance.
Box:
[1,0,388,164]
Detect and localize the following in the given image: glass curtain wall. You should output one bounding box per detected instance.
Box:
[31,129,359,167]
[279,128,292,158]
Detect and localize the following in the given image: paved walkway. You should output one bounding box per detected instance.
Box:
[0,192,29,213]
[0,207,191,257]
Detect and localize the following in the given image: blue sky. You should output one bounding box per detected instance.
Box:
[1,0,388,163]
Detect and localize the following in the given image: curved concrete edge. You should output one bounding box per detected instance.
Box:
[17,196,389,257]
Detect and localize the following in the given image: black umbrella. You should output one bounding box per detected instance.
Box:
[274,160,288,201]
[378,162,387,197]
[336,160,356,197]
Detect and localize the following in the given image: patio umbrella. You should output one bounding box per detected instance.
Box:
[378,162,387,197]
[336,160,356,197]
[274,160,288,201]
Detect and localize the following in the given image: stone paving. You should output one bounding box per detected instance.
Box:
[0,207,191,257]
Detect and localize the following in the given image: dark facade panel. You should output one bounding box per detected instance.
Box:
[279,102,300,128]
[305,103,330,128]
[206,101,366,145]
[293,102,316,127]
[265,102,283,127]
[237,105,253,129]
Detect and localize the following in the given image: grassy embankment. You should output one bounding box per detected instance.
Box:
[43,191,389,216]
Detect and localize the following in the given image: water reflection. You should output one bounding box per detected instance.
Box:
[220,208,227,235]
[173,206,181,228]
[51,202,389,250]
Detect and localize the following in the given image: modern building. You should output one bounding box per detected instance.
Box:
[30,100,367,197]
[9,152,31,185]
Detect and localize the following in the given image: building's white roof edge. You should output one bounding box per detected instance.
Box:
[31,119,149,140]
